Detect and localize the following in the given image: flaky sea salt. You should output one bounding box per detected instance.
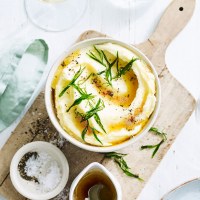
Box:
[24,151,61,193]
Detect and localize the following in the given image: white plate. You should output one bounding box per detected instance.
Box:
[162,179,200,200]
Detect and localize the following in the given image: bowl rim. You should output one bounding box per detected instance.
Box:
[45,37,161,153]
[10,141,69,200]
[161,178,200,200]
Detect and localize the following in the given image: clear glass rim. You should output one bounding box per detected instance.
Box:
[24,0,88,32]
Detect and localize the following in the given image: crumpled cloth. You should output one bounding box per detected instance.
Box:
[0,39,48,132]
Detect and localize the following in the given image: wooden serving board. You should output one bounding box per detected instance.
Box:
[0,0,196,199]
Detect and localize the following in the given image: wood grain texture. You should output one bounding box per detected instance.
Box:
[0,176,24,200]
[0,0,196,199]
[136,0,196,75]
[0,94,46,185]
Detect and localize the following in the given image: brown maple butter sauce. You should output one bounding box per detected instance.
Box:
[73,169,117,200]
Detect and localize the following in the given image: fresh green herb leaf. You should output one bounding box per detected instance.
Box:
[105,152,143,181]
[81,121,103,145]
[105,152,127,157]
[59,66,85,97]
[115,58,139,79]
[66,93,94,112]
[61,61,106,141]
[110,54,118,68]
[94,45,103,62]
[114,157,128,171]
[97,70,105,75]
[94,113,106,133]
[92,127,103,145]
[78,73,95,85]
[76,98,105,141]
[123,169,142,180]
[87,50,106,67]
[141,139,164,158]
[81,99,105,121]
[105,55,118,85]
[116,51,119,72]
[87,46,118,86]
[149,127,167,141]
[101,50,110,66]
[72,84,85,95]
[152,140,164,158]
[87,47,138,85]
[81,124,88,141]
[141,144,157,149]
[149,127,159,132]
[140,127,167,158]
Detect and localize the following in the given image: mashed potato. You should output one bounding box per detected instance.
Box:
[52,43,156,146]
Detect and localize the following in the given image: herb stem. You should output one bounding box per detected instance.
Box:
[59,66,85,97]
[66,93,94,112]
[141,127,167,158]
[105,152,143,181]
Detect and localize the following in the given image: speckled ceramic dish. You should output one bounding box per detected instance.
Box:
[162,178,200,200]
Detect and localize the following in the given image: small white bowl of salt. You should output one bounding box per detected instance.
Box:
[10,141,69,200]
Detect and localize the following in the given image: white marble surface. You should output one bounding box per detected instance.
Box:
[0,0,200,199]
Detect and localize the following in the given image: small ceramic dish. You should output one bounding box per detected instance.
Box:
[10,141,69,200]
[45,38,161,152]
[69,162,122,200]
[161,178,200,200]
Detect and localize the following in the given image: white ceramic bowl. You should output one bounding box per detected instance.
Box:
[69,162,122,200]
[45,38,161,152]
[10,141,69,200]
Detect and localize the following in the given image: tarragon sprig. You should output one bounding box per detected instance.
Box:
[87,46,118,86]
[93,113,106,133]
[114,58,139,79]
[91,127,103,145]
[87,46,105,67]
[78,72,95,85]
[81,123,89,141]
[59,66,85,97]
[76,98,106,144]
[58,66,94,112]
[77,98,106,133]
[87,46,139,85]
[141,127,167,158]
[80,121,103,145]
[149,127,167,141]
[66,93,94,112]
[101,50,118,86]
[59,66,105,144]
[105,152,143,181]
[80,98,105,122]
